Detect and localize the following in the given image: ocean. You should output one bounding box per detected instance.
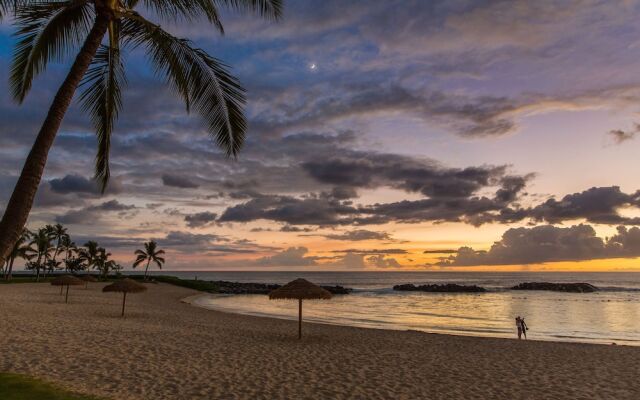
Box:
[149,271,640,345]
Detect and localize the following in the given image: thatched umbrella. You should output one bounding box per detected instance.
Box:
[50,275,84,303]
[269,278,332,339]
[79,275,98,289]
[102,278,147,317]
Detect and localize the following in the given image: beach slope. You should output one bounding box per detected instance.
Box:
[1,283,638,399]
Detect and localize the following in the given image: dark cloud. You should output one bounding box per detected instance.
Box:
[162,174,200,189]
[49,175,122,195]
[529,186,640,225]
[55,200,136,224]
[423,249,458,254]
[332,248,408,255]
[608,123,639,144]
[184,211,218,228]
[435,224,640,266]
[323,230,391,241]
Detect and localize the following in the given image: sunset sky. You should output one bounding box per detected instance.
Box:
[2,0,640,271]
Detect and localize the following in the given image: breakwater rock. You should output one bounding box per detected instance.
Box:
[393,283,487,293]
[511,282,598,293]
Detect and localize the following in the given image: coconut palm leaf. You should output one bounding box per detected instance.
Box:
[121,12,246,156]
[10,0,93,102]
[79,41,126,191]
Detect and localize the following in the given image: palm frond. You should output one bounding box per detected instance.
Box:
[79,40,127,192]
[121,12,246,156]
[132,256,146,268]
[10,0,92,103]
[131,0,225,32]
[215,0,282,20]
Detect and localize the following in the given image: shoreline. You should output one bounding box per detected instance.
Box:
[2,282,639,399]
[183,292,636,347]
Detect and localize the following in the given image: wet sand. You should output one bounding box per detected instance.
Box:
[1,282,639,399]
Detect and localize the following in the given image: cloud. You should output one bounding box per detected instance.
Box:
[54,200,136,224]
[254,247,318,267]
[529,186,640,225]
[162,174,200,189]
[367,254,402,268]
[47,174,123,196]
[323,229,391,241]
[184,211,218,228]
[435,224,640,266]
[608,123,639,144]
[424,249,458,254]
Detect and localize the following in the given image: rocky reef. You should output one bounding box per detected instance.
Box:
[393,283,487,293]
[511,282,598,293]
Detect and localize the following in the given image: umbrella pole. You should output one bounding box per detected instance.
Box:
[298,298,302,339]
[65,285,69,303]
[60,285,63,295]
[121,292,127,317]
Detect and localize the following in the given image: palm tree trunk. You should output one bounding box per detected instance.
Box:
[0,14,110,267]
[7,257,14,281]
[35,253,42,282]
[144,258,151,281]
[121,292,127,317]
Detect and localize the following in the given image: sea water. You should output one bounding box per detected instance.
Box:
[149,271,640,345]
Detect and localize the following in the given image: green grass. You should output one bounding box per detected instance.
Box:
[0,373,104,400]
[149,275,221,292]
[0,276,56,284]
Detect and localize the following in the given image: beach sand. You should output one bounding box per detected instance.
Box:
[1,282,639,399]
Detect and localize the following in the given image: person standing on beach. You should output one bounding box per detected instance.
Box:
[515,316,523,339]
[520,317,528,340]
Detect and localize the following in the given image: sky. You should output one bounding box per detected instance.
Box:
[2,0,640,271]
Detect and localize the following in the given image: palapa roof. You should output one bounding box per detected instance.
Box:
[269,278,332,300]
[50,275,84,286]
[102,278,147,294]
[79,275,98,282]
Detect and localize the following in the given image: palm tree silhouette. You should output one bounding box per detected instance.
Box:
[133,241,165,280]
[0,0,282,268]
[3,228,31,281]
[80,240,100,272]
[47,223,68,265]
[95,247,114,279]
[25,228,53,282]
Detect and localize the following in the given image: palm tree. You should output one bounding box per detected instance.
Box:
[59,235,77,271]
[0,0,282,268]
[25,228,53,282]
[79,240,100,271]
[133,241,165,280]
[47,223,68,264]
[3,228,31,281]
[94,247,117,278]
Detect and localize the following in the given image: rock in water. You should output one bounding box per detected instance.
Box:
[511,282,598,293]
[393,283,486,293]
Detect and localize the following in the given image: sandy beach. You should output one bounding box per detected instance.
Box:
[1,282,639,400]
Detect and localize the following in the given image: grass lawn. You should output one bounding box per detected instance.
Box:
[0,373,104,400]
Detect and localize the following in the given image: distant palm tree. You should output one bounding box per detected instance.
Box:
[0,0,282,269]
[94,247,114,279]
[59,235,77,271]
[133,241,165,280]
[47,223,68,265]
[3,228,31,281]
[79,240,100,271]
[25,228,53,282]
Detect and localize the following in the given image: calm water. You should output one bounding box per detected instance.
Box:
[151,271,640,345]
